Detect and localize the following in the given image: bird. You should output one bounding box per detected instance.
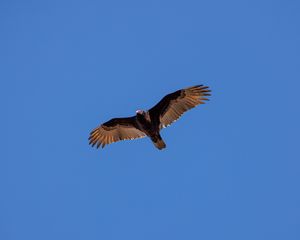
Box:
[89,85,211,150]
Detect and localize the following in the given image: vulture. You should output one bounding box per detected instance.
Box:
[89,85,211,150]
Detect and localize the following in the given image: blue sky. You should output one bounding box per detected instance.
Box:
[1,0,300,239]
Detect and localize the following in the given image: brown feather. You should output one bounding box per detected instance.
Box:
[88,117,146,149]
[158,85,211,128]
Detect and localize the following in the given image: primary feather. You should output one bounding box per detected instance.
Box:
[89,117,146,148]
[149,85,211,129]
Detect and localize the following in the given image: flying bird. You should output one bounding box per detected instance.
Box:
[89,85,211,150]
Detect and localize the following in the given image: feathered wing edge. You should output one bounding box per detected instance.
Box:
[149,85,211,129]
[88,117,146,149]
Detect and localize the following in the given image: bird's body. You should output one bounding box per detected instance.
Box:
[135,110,166,149]
[89,85,211,150]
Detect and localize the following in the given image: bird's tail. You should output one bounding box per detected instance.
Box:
[151,134,166,150]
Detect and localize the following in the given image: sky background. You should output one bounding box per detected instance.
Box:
[1,0,300,239]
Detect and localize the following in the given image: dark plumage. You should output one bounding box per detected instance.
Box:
[89,85,211,150]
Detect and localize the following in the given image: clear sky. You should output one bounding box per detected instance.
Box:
[1,0,300,239]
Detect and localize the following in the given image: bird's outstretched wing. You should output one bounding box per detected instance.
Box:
[89,117,146,148]
[149,85,211,129]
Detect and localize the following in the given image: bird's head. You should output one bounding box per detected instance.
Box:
[136,109,145,115]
